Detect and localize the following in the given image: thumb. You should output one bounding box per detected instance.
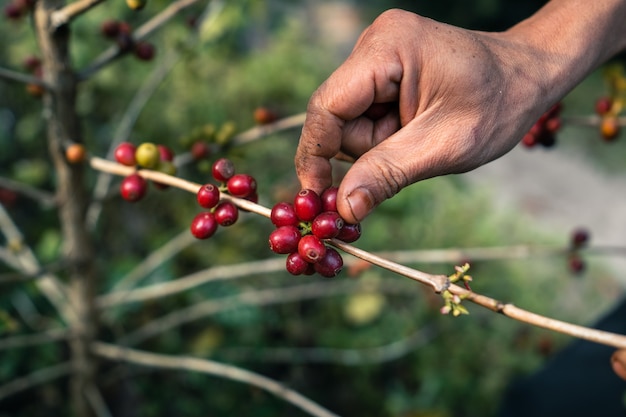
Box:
[611,350,626,380]
[336,128,431,224]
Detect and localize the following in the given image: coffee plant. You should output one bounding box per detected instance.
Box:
[1,1,626,416]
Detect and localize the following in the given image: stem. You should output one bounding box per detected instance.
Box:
[92,342,341,417]
[50,0,106,28]
[88,156,626,349]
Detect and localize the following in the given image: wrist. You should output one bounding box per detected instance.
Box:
[503,0,626,106]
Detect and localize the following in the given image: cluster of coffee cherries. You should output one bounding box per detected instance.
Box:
[114,141,177,202]
[190,158,257,239]
[595,96,622,142]
[100,20,156,61]
[568,227,590,275]
[521,102,562,148]
[268,188,362,278]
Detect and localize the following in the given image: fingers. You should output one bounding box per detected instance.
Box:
[611,350,626,380]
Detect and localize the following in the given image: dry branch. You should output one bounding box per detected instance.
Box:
[0,67,48,87]
[92,342,341,417]
[0,362,72,401]
[50,0,106,28]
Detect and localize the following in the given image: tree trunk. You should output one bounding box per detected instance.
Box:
[33,3,99,417]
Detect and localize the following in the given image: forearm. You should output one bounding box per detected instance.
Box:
[505,0,626,104]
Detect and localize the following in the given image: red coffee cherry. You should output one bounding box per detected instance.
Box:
[157,144,174,162]
[270,202,299,227]
[294,189,322,221]
[191,140,211,161]
[336,223,362,243]
[298,235,326,263]
[320,186,338,212]
[227,174,257,198]
[314,247,343,278]
[134,41,155,61]
[571,227,590,248]
[213,201,239,226]
[312,211,344,239]
[196,184,220,209]
[269,225,301,254]
[595,96,613,116]
[285,252,314,276]
[114,142,137,166]
[120,174,148,202]
[190,212,218,239]
[212,158,235,182]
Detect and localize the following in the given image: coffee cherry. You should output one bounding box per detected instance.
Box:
[286,252,314,276]
[196,184,220,209]
[571,227,590,248]
[595,96,613,116]
[116,33,135,53]
[22,55,41,72]
[336,223,362,243]
[135,142,160,169]
[253,107,278,125]
[568,255,585,275]
[134,41,155,61]
[314,247,343,277]
[190,212,218,239]
[4,2,24,19]
[126,0,147,10]
[600,116,620,142]
[114,142,137,166]
[269,225,301,254]
[214,201,239,226]
[211,158,235,182]
[101,20,120,39]
[227,174,256,198]
[191,140,211,161]
[312,211,344,239]
[157,144,174,162]
[120,174,148,202]
[321,186,338,212]
[294,189,322,221]
[298,235,326,263]
[270,202,299,227]
[65,143,86,164]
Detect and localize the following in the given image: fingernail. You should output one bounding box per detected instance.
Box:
[346,187,374,222]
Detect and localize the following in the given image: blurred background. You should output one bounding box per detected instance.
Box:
[1,0,626,416]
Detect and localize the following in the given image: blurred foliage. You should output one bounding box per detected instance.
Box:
[0,1,623,417]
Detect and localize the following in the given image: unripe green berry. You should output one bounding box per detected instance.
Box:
[135,142,160,169]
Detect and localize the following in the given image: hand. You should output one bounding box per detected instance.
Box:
[294,5,626,224]
[612,350,626,380]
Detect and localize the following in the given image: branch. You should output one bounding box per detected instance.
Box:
[50,0,106,28]
[88,156,626,350]
[78,0,202,80]
[0,204,75,324]
[215,326,437,366]
[0,328,70,351]
[92,342,341,417]
[0,67,48,88]
[0,176,57,208]
[231,113,307,146]
[563,115,626,127]
[118,279,419,346]
[0,362,72,401]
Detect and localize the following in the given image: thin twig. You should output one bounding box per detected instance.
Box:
[84,383,114,417]
[0,204,75,324]
[0,328,70,351]
[0,362,72,402]
[562,115,626,127]
[0,176,56,207]
[92,342,341,417]
[50,0,106,28]
[89,156,626,349]
[78,0,201,80]
[118,279,419,346]
[0,67,48,88]
[215,326,437,366]
[231,113,307,146]
[112,229,197,293]
[98,257,285,308]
